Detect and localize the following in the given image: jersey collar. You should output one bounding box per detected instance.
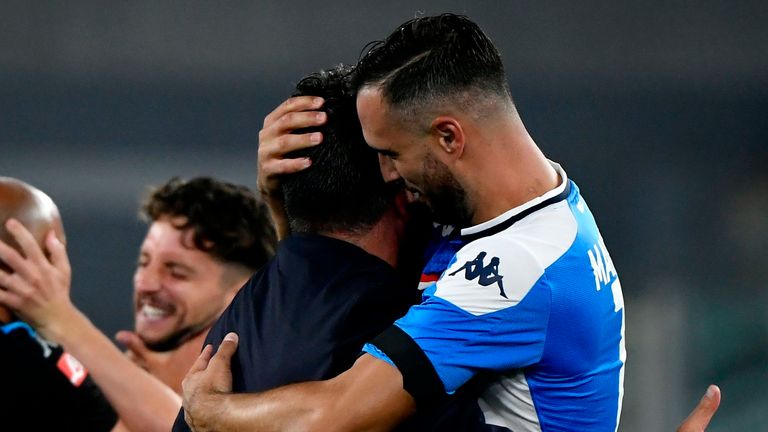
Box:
[460,161,571,242]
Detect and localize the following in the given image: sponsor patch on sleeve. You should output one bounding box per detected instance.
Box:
[57,352,88,387]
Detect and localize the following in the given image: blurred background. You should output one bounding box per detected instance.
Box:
[1,1,766,430]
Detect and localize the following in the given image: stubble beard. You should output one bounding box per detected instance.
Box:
[138,320,210,352]
[422,155,473,227]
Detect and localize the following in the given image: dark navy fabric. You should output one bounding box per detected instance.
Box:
[172,232,499,431]
[0,321,117,431]
[172,233,418,431]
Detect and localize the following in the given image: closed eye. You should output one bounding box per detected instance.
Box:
[166,263,194,280]
[377,149,398,160]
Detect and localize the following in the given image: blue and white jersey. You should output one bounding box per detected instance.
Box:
[364,163,626,431]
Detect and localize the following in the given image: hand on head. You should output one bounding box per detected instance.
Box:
[257,96,325,200]
[0,177,72,337]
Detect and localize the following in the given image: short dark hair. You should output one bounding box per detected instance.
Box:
[352,14,511,120]
[280,65,393,234]
[141,177,276,271]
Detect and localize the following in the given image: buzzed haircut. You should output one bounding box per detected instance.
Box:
[141,177,276,271]
[352,13,512,120]
[280,65,394,235]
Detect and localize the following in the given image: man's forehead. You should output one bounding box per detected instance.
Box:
[356,88,394,148]
[144,218,193,251]
[356,86,386,110]
[143,216,218,260]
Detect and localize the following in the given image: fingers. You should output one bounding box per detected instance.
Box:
[257,98,327,199]
[206,332,238,393]
[263,96,324,128]
[5,219,48,267]
[259,158,312,188]
[45,230,71,275]
[115,330,149,358]
[0,278,22,309]
[188,344,214,374]
[259,98,326,160]
[258,130,323,159]
[677,385,721,432]
[0,269,27,309]
[265,110,327,137]
[210,332,239,368]
[0,233,31,280]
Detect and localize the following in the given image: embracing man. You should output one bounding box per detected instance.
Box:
[182,13,625,432]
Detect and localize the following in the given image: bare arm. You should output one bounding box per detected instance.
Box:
[257,96,327,240]
[0,220,181,432]
[182,333,416,432]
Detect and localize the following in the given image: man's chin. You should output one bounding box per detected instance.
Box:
[138,323,211,353]
[139,330,189,353]
[427,199,473,227]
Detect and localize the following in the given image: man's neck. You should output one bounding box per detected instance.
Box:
[462,120,560,225]
[321,207,403,269]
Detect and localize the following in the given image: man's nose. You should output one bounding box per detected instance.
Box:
[134,268,160,293]
[378,154,401,182]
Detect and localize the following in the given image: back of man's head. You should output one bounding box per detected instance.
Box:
[141,177,276,272]
[352,13,512,122]
[281,65,393,235]
[0,177,65,322]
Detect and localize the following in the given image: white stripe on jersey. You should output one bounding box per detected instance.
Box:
[478,372,542,432]
[435,200,577,316]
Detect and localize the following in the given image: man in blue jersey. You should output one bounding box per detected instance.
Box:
[182,13,723,431]
[181,13,625,432]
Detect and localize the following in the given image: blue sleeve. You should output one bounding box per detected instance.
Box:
[388,281,551,394]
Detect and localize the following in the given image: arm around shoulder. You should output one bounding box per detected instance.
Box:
[183,334,416,432]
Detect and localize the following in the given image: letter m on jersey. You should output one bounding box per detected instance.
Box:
[588,236,624,312]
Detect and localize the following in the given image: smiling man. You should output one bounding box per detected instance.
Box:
[132,214,241,354]
[0,177,276,431]
[123,178,277,392]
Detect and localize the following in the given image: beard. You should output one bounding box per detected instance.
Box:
[135,297,214,352]
[424,179,472,226]
[421,154,473,227]
[140,323,208,352]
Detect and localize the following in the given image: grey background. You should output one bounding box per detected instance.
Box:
[2,1,766,430]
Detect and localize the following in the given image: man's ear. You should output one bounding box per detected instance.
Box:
[393,189,409,219]
[430,116,465,160]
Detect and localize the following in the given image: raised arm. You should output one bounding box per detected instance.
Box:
[182,333,416,432]
[257,96,326,239]
[0,220,181,432]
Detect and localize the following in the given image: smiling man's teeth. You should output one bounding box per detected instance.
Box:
[141,304,169,320]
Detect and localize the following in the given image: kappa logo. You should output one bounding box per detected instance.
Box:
[449,251,507,298]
